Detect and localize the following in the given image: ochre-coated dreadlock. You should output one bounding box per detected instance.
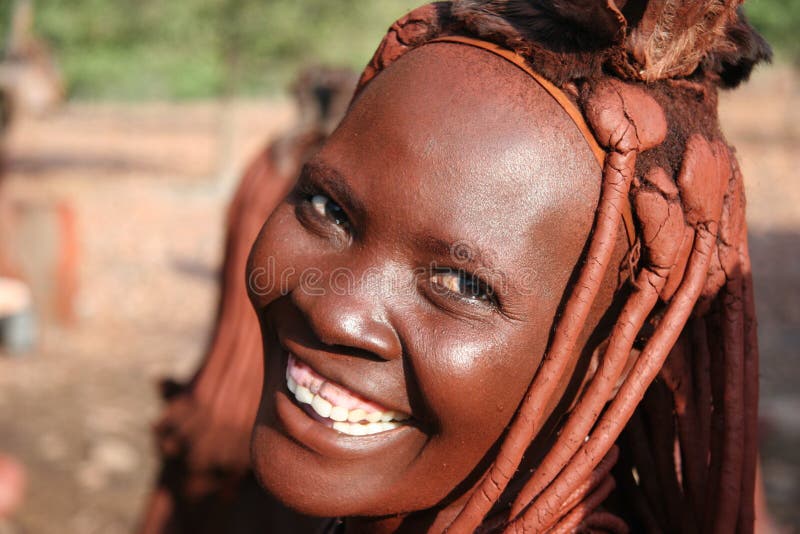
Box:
[352,1,770,532]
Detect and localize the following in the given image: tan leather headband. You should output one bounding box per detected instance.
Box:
[427,35,636,246]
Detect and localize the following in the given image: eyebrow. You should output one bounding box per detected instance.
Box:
[300,160,366,218]
[411,234,500,277]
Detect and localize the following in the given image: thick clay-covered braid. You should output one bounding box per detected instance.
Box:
[623,409,670,528]
[614,445,663,532]
[705,309,727,533]
[199,149,280,460]
[554,447,620,521]
[549,476,617,534]
[510,256,662,517]
[661,331,707,520]
[717,156,758,534]
[712,146,747,533]
[580,512,630,534]
[516,227,718,532]
[140,145,303,534]
[690,314,713,492]
[643,380,693,532]
[738,229,759,533]
[449,78,665,533]
[509,78,669,519]
[513,217,721,532]
[450,181,624,529]
[510,152,682,518]
[713,274,745,534]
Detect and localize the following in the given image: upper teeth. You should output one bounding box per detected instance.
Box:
[286,357,409,437]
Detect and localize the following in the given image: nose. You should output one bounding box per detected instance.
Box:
[290,265,403,361]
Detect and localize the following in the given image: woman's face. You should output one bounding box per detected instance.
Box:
[248,44,606,518]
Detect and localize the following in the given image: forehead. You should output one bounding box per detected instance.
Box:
[318,43,601,268]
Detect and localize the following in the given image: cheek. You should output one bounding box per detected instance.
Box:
[247,202,324,306]
[411,321,545,444]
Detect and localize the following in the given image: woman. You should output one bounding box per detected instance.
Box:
[247,1,770,532]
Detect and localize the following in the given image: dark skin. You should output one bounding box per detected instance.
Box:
[247,44,628,532]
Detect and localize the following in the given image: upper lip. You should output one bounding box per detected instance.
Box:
[277,333,412,418]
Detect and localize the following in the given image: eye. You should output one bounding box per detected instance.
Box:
[309,194,350,229]
[430,269,494,303]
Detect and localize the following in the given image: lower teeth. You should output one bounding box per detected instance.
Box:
[332,420,401,436]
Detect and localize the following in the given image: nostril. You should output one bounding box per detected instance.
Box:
[290,287,402,362]
[314,341,388,364]
[311,312,402,362]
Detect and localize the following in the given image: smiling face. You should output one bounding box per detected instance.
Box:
[247,43,618,519]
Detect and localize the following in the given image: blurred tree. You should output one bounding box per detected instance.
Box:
[1,0,64,114]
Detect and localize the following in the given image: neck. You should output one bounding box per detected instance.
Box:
[340,431,565,534]
[343,493,470,534]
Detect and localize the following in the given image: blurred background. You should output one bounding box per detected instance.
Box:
[0,1,797,532]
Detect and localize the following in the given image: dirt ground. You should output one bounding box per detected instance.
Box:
[0,64,797,533]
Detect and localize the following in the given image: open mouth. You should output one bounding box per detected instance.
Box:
[285,354,410,436]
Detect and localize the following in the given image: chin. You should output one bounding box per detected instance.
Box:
[249,382,477,519]
[249,376,435,518]
[251,421,426,518]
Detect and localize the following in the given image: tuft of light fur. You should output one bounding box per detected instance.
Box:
[630,0,739,80]
[450,0,771,87]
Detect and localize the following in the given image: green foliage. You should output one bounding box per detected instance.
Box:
[0,0,795,100]
[744,0,800,63]
[1,0,418,99]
